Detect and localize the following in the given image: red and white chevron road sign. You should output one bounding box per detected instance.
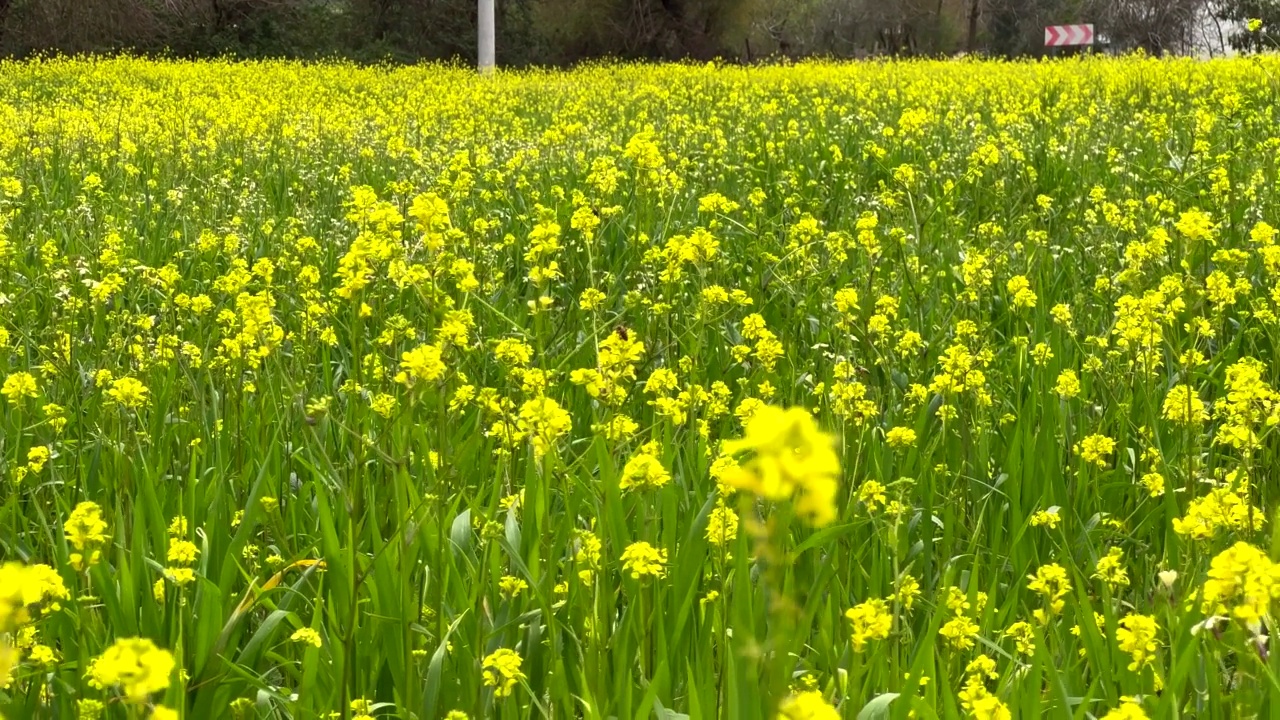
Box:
[1044,24,1094,46]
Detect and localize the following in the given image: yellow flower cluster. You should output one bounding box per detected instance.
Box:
[164,517,199,587]
[619,451,671,491]
[1115,614,1160,672]
[620,541,667,580]
[1161,384,1208,425]
[1101,699,1150,720]
[1028,563,1072,619]
[1,371,38,403]
[1075,434,1115,468]
[844,598,892,652]
[957,653,1009,720]
[1172,473,1264,540]
[3,54,1280,718]
[1,562,70,690]
[722,405,840,526]
[86,637,175,703]
[64,501,109,571]
[1199,542,1280,628]
[776,689,839,720]
[939,587,984,652]
[480,648,525,698]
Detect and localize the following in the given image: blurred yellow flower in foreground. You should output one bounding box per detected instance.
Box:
[722,405,840,526]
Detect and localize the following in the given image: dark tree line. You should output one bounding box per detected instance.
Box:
[0,0,1262,63]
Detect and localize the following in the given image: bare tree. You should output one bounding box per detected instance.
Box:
[1094,0,1208,54]
[1214,0,1279,53]
[0,0,11,48]
[966,0,980,50]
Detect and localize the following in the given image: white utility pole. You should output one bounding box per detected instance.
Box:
[478,0,495,73]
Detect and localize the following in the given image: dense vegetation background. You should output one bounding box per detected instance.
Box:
[0,0,1273,64]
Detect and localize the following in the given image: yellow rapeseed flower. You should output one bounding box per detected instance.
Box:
[1162,384,1207,425]
[106,377,150,409]
[1100,699,1149,720]
[619,452,671,491]
[481,648,525,697]
[620,541,667,580]
[86,637,175,703]
[1199,541,1280,628]
[885,426,917,449]
[516,395,572,457]
[1,372,38,403]
[776,689,839,720]
[705,504,739,546]
[290,628,323,648]
[398,343,446,386]
[721,405,840,526]
[65,501,109,571]
[1075,434,1115,468]
[939,616,979,651]
[1028,563,1072,615]
[845,598,893,651]
[1115,614,1159,671]
[1093,547,1130,589]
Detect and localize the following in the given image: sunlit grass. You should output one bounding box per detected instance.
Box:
[3,55,1280,719]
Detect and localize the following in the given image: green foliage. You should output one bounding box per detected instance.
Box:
[1216,0,1280,52]
[0,0,1211,63]
[3,55,1280,720]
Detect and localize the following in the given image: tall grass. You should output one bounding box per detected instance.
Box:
[3,55,1280,719]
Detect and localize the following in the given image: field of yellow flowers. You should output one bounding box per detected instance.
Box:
[3,54,1280,719]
